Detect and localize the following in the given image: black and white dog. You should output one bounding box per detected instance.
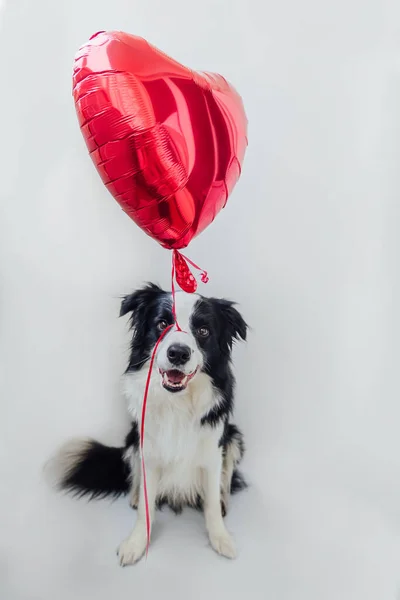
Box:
[53,283,247,565]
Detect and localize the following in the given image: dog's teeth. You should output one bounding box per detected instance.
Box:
[161,370,191,390]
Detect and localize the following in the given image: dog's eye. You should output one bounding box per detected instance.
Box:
[157,320,168,331]
[197,326,210,338]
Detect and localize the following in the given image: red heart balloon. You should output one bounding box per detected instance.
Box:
[73,31,247,250]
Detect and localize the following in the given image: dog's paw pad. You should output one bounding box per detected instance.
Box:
[209,530,237,559]
[117,535,146,566]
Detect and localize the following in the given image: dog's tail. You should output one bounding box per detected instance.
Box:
[47,438,130,500]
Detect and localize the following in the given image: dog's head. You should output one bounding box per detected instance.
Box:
[120,283,247,393]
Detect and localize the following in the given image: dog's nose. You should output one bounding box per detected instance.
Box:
[167,344,191,365]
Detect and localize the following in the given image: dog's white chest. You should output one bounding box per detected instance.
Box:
[144,403,221,498]
[123,371,222,493]
[144,404,210,464]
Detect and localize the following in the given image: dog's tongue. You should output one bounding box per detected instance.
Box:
[166,370,185,383]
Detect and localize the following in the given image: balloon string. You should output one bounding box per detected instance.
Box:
[171,255,182,332]
[140,250,209,556]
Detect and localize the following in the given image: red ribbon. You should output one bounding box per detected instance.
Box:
[173,249,209,294]
[140,250,208,556]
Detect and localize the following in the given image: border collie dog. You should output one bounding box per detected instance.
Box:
[53,283,247,566]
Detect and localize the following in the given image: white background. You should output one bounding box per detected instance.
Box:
[1,0,400,598]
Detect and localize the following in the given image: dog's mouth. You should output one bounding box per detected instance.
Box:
[159,368,197,393]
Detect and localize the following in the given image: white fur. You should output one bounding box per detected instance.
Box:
[44,437,94,489]
[156,292,203,376]
[117,291,237,565]
[122,369,223,501]
[50,290,242,566]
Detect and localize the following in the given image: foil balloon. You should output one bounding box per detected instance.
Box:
[73,31,248,250]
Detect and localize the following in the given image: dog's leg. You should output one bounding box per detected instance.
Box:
[220,450,235,517]
[220,435,243,516]
[117,464,160,566]
[129,452,141,509]
[203,450,236,559]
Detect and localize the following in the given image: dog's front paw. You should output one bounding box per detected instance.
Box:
[209,529,237,559]
[117,533,147,566]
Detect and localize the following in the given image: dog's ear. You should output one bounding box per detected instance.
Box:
[214,299,248,351]
[119,283,163,318]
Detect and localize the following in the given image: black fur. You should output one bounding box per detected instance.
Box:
[124,420,140,450]
[220,422,247,494]
[192,297,247,427]
[219,422,245,458]
[120,284,173,372]
[121,286,247,429]
[60,421,247,509]
[61,442,130,500]
[59,284,248,511]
